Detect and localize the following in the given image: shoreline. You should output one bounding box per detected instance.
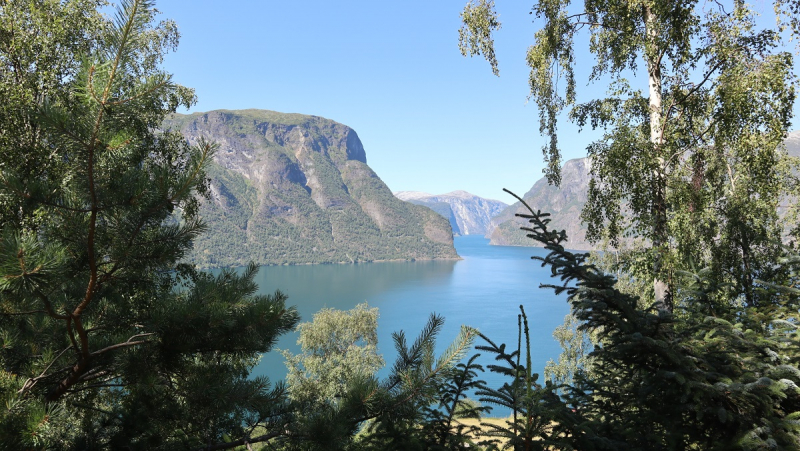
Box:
[193,255,463,270]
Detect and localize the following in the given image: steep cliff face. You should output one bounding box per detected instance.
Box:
[489,130,800,250]
[165,109,458,267]
[395,191,507,236]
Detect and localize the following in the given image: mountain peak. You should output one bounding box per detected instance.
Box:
[441,190,478,199]
[394,191,434,201]
[491,130,800,250]
[395,190,507,236]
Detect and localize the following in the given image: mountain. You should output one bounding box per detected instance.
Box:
[489,130,800,250]
[164,109,459,267]
[394,190,507,236]
[787,130,800,157]
[487,158,592,249]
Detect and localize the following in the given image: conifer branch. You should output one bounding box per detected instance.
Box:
[90,333,154,357]
[192,429,285,451]
[76,369,112,383]
[66,382,126,393]
[106,78,169,106]
[34,288,69,320]
[18,345,72,394]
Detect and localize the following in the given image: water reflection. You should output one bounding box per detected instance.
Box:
[252,258,458,319]
[251,258,459,383]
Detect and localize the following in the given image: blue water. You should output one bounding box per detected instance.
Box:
[249,236,573,413]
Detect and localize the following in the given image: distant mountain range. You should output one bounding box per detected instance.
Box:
[489,131,800,249]
[394,191,507,236]
[164,109,459,267]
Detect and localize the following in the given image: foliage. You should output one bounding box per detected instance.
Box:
[343,316,476,450]
[418,354,492,450]
[472,308,571,451]
[507,190,800,450]
[0,0,106,230]
[460,0,800,312]
[543,313,593,390]
[355,353,491,451]
[0,1,301,448]
[268,314,479,450]
[282,303,384,405]
[543,244,655,393]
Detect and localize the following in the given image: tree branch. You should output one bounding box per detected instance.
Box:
[90,333,154,357]
[192,429,285,451]
[18,345,72,394]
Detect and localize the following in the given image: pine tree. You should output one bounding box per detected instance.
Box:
[472,307,571,451]
[271,314,479,450]
[0,1,299,448]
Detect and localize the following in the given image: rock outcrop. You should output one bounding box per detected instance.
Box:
[487,158,592,249]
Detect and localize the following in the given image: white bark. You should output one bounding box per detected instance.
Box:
[645,4,671,312]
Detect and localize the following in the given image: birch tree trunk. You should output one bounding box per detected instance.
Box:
[645,4,671,313]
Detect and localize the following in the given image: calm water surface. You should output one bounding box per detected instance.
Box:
[250,236,573,408]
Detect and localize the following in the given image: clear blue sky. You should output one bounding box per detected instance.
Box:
[156,0,798,202]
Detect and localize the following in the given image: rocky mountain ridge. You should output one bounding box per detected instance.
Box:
[165,109,459,267]
[395,190,507,236]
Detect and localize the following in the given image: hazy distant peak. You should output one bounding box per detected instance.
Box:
[442,189,471,197]
[786,130,800,157]
[440,190,495,200]
[395,190,508,236]
[396,190,505,203]
[394,191,434,201]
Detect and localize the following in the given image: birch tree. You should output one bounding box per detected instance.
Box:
[460,0,799,312]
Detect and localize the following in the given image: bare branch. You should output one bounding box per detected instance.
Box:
[90,333,154,357]
[18,346,72,394]
[191,430,285,451]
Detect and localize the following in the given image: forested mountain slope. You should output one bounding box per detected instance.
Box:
[395,190,507,236]
[165,110,458,267]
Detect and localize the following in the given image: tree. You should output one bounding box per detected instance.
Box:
[350,316,482,451]
[282,303,384,405]
[459,0,799,312]
[543,313,593,390]
[419,354,491,450]
[473,309,569,451]
[266,312,479,450]
[0,0,105,226]
[0,1,300,448]
[508,191,800,449]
